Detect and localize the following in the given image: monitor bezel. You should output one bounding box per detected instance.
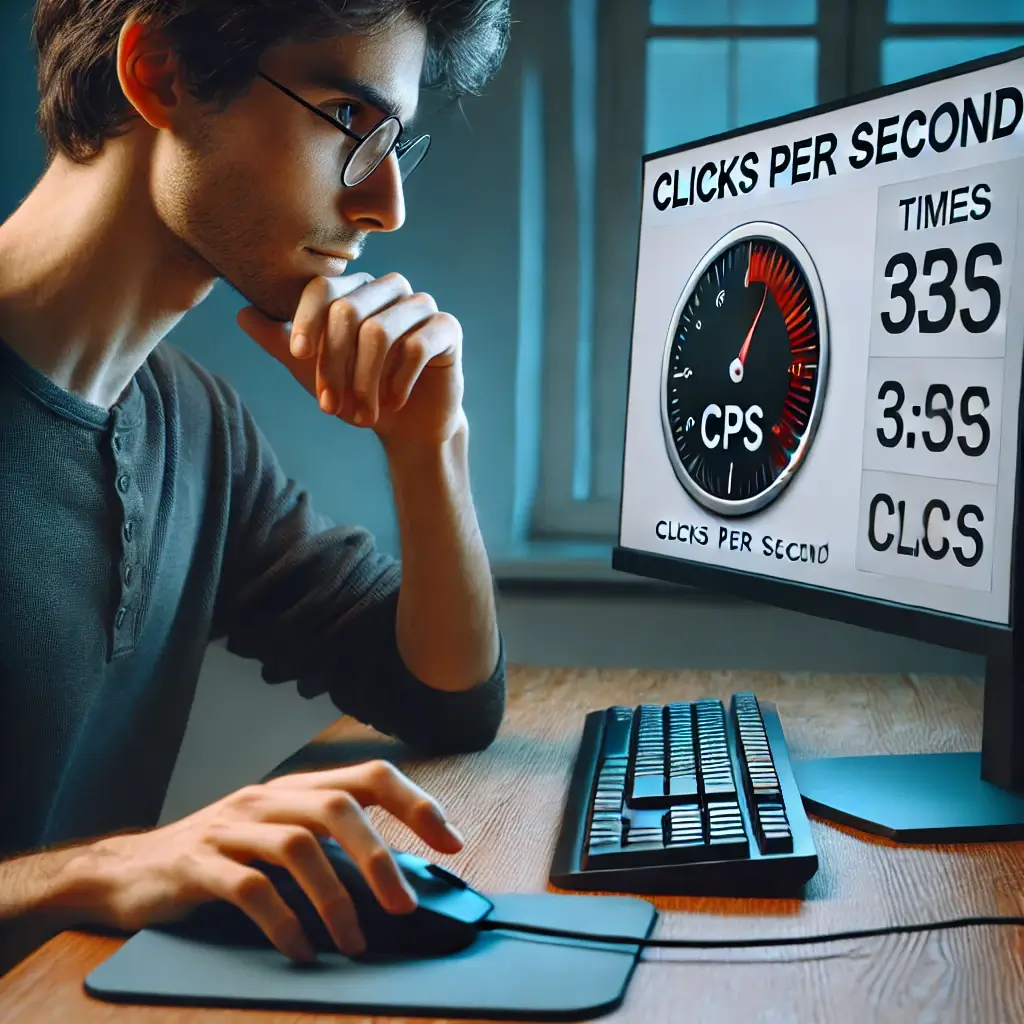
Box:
[614,43,1024,658]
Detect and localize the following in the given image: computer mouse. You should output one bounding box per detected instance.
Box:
[163,837,494,960]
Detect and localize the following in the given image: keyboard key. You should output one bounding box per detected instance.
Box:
[760,829,793,850]
[705,799,749,858]
[707,832,750,859]
[732,693,783,803]
[665,804,705,846]
[668,776,699,800]
[695,700,738,801]
[708,802,744,830]
[591,752,628,825]
[630,774,665,803]
[601,706,634,760]
[629,705,668,807]
[666,702,699,801]
[626,826,664,845]
[752,781,783,802]
[751,802,793,854]
[588,807,624,849]
[599,757,628,781]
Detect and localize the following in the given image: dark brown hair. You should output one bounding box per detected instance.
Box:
[31,0,511,162]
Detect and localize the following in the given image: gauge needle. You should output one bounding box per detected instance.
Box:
[729,286,768,384]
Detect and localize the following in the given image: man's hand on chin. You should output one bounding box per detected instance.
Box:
[236,269,500,697]
[236,272,466,451]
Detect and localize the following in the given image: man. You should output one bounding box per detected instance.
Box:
[0,0,510,970]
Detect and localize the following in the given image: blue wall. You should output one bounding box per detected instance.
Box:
[0,1,525,558]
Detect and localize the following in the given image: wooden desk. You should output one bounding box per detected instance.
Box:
[3,666,1024,1022]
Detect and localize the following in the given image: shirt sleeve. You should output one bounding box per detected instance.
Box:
[209,390,505,756]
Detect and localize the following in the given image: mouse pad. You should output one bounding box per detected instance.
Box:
[84,893,657,1022]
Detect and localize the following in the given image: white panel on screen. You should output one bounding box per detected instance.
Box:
[619,50,1024,626]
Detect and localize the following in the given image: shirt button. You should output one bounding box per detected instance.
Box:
[116,607,128,628]
[124,565,134,586]
[112,434,122,452]
[117,473,130,493]
[123,520,133,542]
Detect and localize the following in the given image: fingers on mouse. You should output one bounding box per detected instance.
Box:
[164,839,494,962]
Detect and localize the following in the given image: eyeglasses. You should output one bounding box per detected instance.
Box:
[256,71,430,188]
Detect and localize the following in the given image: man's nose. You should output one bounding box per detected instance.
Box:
[341,152,406,233]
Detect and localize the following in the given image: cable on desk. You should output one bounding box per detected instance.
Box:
[480,914,1024,949]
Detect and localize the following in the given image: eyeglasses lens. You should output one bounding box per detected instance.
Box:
[397,134,430,182]
[343,118,401,186]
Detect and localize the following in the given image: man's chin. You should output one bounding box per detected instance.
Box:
[220,274,303,324]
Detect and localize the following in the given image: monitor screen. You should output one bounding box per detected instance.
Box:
[618,47,1024,631]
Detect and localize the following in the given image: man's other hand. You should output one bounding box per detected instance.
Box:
[62,760,464,962]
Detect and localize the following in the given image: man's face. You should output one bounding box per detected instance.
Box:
[150,13,426,321]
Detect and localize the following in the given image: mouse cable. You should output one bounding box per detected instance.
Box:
[479,913,1024,950]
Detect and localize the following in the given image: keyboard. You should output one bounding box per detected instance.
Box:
[549,693,818,896]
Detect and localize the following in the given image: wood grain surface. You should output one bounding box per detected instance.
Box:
[2,665,1023,1024]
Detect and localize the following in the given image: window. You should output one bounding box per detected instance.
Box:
[525,0,1024,543]
[881,1,1024,85]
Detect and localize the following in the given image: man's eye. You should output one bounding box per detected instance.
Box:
[331,102,358,128]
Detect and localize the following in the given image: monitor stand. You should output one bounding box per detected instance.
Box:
[792,752,1024,842]
[792,638,1024,842]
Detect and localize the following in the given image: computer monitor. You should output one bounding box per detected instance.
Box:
[613,45,1024,843]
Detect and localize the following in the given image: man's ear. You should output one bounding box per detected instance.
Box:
[115,15,183,132]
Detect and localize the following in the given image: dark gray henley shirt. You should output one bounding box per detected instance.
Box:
[0,336,505,860]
